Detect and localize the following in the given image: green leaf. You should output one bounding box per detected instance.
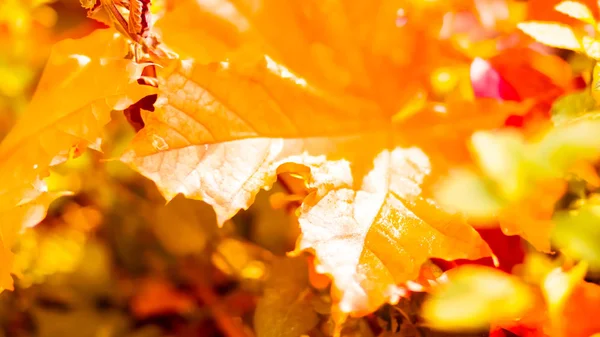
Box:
[435,170,504,220]
[551,90,598,125]
[471,131,530,199]
[438,119,600,219]
[536,119,600,175]
[422,266,535,332]
[553,204,600,271]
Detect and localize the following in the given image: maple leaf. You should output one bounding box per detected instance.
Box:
[117,1,530,317]
[0,28,154,289]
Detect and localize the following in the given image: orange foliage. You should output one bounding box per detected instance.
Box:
[1,0,600,336]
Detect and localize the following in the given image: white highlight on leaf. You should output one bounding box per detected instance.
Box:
[265,55,308,87]
[69,54,91,67]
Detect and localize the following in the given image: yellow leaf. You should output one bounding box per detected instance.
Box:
[518,21,582,51]
[554,1,596,25]
[149,195,218,256]
[0,28,153,220]
[422,266,536,331]
[254,256,319,337]
[0,28,154,290]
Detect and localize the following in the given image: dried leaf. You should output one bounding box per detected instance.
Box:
[128,0,151,38]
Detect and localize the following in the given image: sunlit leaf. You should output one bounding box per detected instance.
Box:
[7,1,600,335]
[121,57,505,315]
[0,27,154,291]
[118,0,564,316]
[518,22,582,51]
[554,1,596,24]
[0,28,153,237]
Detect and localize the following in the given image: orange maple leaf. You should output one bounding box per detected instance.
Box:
[117,1,531,317]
